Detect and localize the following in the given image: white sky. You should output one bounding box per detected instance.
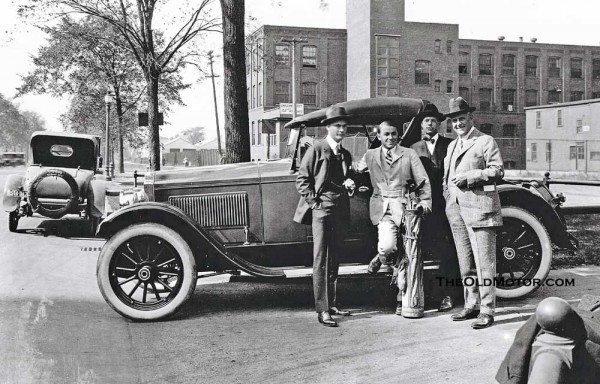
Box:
[1,0,599,141]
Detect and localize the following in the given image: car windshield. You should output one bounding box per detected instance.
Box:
[31,136,96,170]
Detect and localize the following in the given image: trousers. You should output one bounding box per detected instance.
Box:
[445,198,497,316]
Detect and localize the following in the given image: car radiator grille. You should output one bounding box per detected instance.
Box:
[168,192,249,229]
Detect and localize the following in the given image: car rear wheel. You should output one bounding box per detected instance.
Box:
[97,223,197,321]
[496,206,552,299]
[8,211,19,232]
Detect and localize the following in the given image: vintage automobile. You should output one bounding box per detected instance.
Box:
[0,152,26,167]
[95,97,578,321]
[2,131,107,233]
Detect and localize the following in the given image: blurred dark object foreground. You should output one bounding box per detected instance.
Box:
[496,295,600,384]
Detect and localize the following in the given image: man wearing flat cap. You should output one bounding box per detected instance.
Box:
[410,103,461,313]
[294,105,356,327]
[443,97,504,329]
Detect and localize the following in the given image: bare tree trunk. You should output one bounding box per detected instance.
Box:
[220,0,250,163]
[147,73,161,170]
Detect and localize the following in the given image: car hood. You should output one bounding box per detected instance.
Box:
[25,167,95,200]
[151,159,295,190]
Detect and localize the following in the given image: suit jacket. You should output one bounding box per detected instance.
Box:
[356,145,431,225]
[293,139,353,225]
[443,127,504,228]
[411,135,452,213]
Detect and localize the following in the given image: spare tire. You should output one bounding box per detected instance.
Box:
[28,168,80,219]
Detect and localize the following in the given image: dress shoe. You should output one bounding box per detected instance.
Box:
[317,311,338,327]
[367,255,382,274]
[471,314,494,329]
[438,296,454,312]
[329,307,350,316]
[395,302,402,316]
[451,308,480,321]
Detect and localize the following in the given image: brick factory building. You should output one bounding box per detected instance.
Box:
[246,0,600,168]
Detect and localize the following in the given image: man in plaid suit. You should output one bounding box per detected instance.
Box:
[443,97,504,329]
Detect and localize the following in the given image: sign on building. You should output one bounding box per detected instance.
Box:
[279,103,304,116]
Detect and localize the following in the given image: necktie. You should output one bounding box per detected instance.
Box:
[385,149,393,166]
[430,138,435,145]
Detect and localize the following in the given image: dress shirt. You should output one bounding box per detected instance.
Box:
[426,133,439,155]
[326,135,341,155]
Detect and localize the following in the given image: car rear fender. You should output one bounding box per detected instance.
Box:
[96,202,285,277]
[3,174,25,212]
[88,179,111,217]
[498,185,577,251]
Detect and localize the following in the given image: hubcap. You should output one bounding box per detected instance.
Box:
[138,266,152,281]
[502,247,516,260]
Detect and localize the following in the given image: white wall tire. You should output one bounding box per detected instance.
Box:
[496,207,552,299]
[97,223,197,321]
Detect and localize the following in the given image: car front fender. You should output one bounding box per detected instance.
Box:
[97,202,285,277]
[498,184,577,251]
[3,174,25,212]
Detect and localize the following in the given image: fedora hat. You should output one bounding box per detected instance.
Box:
[321,105,350,125]
[417,103,445,122]
[445,97,476,118]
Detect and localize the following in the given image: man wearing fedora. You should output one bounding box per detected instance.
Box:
[355,120,431,316]
[443,97,504,329]
[294,105,356,327]
[410,103,461,313]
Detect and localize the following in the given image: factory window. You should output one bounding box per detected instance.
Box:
[480,88,492,111]
[525,90,538,107]
[548,57,561,78]
[479,123,493,135]
[531,143,537,162]
[446,80,454,93]
[479,54,493,75]
[557,109,563,127]
[593,59,600,79]
[459,52,469,74]
[576,118,583,133]
[274,81,290,105]
[548,90,561,104]
[502,54,516,76]
[447,40,453,54]
[376,35,400,96]
[570,91,584,102]
[275,44,290,66]
[415,60,430,85]
[525,55,538,77]
[570,58,583,79]
[459,87,470,103]
[502,124,517,147]
[301,82,317,105]
[302,45,317,68]
[502,89,516,111]
[536,111,541,128]
[546,142,552,163]
[434,39,441,54]
[434,80,441,92]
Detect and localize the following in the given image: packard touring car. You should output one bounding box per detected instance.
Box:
[95,97,578,321]
[2,131,106,233]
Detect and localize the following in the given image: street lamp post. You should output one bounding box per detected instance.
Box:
[104,91,115,180]
[280,38,307,121]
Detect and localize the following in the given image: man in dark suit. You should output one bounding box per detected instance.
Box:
[293,105,355,327]
[410,103,461,313]
[443,97,504,330]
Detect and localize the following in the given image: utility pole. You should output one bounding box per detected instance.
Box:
[280,38,307,121]
[207,50,223,156]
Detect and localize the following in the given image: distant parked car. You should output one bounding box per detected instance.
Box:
[95,97,578,321]
[2,131,108,233]
[1,152,25,166]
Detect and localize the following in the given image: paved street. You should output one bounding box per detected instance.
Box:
[0,167,599,384]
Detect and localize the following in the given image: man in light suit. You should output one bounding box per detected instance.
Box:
[355,121,431,315]
[294,105,355,327]
[410,103,461,313]
[443,97,504,329]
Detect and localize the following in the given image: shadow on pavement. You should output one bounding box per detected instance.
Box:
[25,217,98,239]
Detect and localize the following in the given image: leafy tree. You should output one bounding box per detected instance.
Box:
[180,126,205,145]
[17,15,188,172]
[0,94,46,151]
[17,0,220,170]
